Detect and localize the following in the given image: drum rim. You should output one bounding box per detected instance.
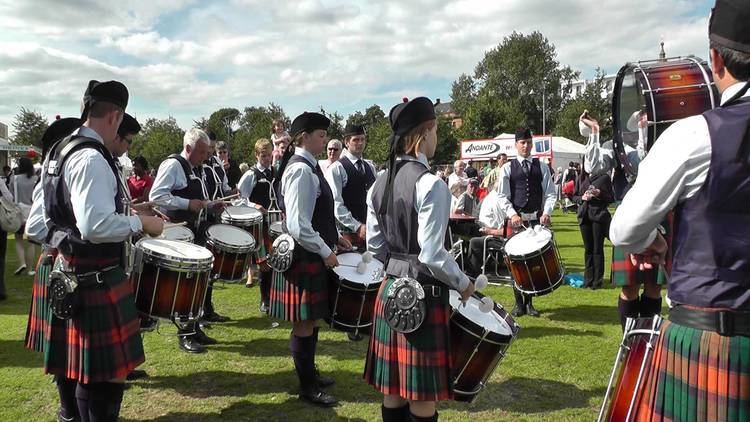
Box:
[449,291,519,342]
[505,238,554,260]
[136,238,214,266]
[220,206,263,223]
[513,272,565,296]
[206,224,256,252]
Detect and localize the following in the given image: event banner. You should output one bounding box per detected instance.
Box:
[460,137,552,160]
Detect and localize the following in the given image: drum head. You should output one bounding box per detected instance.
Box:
[138,238,213,261]
[221,206,262,223]
[332,252,383,285]
[206,224,255,249]
[504,225,552,256]
[449,291,511,336]
[160,226,194,242]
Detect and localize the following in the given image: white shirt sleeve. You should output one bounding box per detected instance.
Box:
[283,164,332,258]
[237,170,259,208]
[365,181,386,257]
[610,115,711,253]
[496,163,516,218]
[25,183,47,243]
[540,162,556,216]
[325,162,361,232]
[149,159,190,210]
[584,133,616,176]
[64,149,142,243]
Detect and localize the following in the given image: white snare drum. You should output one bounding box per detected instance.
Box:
[220,206,263,251]
[160,225,195,243]
[327,252,384,335]
[131,238,214,322]
[504,225,564,296]
[205,224,256,282]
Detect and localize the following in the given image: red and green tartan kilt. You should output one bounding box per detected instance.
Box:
[268,248,330,322]
[43,261,145,384]
[253,228,273,268]
[611,214,673,287]
[635,320,750,422]
[363,277,454,402]
[24,248,57,353]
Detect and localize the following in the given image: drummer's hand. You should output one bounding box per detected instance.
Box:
[323,252,339,269]
[638,111,648,129]
[139,216,164,237]
[510,214,523,227]
[254,204,268,214]
[188,199,208,213]
[540,214,551,226]
[210,201,226,211]
[629,232,667,271]
[460,282,475,304]
[337,236,352,251]
[357,224,366,240]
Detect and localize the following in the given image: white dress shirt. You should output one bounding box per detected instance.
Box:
[237,163,272,208]
[447,172,468,197]
[496,156,557,218]
[585,130,646,179]
[25,182,46,243]
[610,82,750,253]
[150,151,208,210]
[477,189,506,229]
[324,149,377,232]
[36,126,142,244]
[366,153,470,292]
[283,147,334,259]
[318,159,336,175]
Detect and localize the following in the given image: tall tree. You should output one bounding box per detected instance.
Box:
[319,107,344,142]
[233,103,290,163]
[555,68,613,143]
[206,108,241,144]
[11,107,49,148]
[129,117,185,169]
[433,116,460,165]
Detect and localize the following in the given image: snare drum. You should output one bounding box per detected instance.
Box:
[504,226,564,296]
[159,225,195,242]
[131,238,214,321]
[449,291,520,402]
[220,206,263,251]
[327,252,384,335]
[598,316,663,422]
[205,224,256,282]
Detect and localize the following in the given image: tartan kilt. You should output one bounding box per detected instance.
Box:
[268,248,330,322]
[24,248,57,353]
[635,320,750,422]
[253,227,272,268]
[363,277,454,402]
[611,213,673,287]
[43,263,145,384]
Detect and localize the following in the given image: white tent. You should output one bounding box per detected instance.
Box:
[495,134,586,170]
[459,134,585,171]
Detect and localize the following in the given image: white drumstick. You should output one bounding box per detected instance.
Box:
[474,274,488,292]
[217,193,240,201]
[478,296,494,313]
[163,222,188,229]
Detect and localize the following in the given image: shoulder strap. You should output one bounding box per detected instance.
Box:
[47,135,109,177]
[169,154,193,179]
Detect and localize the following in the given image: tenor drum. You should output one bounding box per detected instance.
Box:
[131,238,214,321]
[327,252,384,335]
[504,226,564,296]
[205,224,256,282]
[613,56,718,178]
[220,206,264,251]
[598,316,663,422]
[449,291,520,402]
[159,225,194,242]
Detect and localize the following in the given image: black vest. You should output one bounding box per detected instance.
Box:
[280,155,338,248]
[509,158,543,213]
[43,135,124,272]
[248,166,273,209]
[339,156,375,224]
[166,154,206,225]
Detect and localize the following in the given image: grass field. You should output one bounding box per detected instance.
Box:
[0,210,638,421]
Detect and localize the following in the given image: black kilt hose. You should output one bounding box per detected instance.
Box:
[269,248,331,322]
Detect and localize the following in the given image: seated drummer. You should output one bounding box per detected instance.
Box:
[497,127,556,317]
[466,180,508,278]
[237,138,275,312]
[270,112,352,407]
[150,128,225,353]
[324,123,376,250]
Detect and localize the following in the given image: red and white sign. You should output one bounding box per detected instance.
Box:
[460,136,553,161]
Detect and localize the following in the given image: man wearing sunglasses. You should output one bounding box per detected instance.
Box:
[318,139,342,174]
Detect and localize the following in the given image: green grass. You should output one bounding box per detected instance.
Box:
[0,210,632,421]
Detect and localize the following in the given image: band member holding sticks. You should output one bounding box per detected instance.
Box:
[496,127,556,317]
[610,1,750,418]
[237,138,275,312]
[150,128,226,353]
[270,112,352,407]
[38,80,163,422]
[364,97,474,422]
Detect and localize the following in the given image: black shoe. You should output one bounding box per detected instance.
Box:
[179,335,207,353]
[299,388,338,407]
[204,312,230,323]
[0,293,6,301]
[139,317,158,332]
[526,303,541,317]
[259,302,269,314]
[126,369,149,380]
[199,321,212,330]
[57,409,79,422]
[511,304,526,317]
[347,332,363,342]
[314,366,335,388]
[194,327,218,345]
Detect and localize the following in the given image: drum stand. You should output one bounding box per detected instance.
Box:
[480,236,512,285]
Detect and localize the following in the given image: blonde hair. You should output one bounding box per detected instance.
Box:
[395,120,437,157]
[254,138,272,155]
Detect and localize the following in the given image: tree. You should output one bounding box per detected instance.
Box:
[454,93,526,140]
[555,68,613,143]
[433,116,460,165]
[12,107,49,148]
[129,117,185,169]
[320,107,344,142]
[233,103,290,163]
[450,74,476,118]
[206,108,241,144]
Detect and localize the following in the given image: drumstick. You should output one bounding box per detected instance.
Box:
[217,193,240,201]
[163,222,188,229]
[152,207,170,220]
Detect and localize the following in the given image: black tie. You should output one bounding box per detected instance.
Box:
[356,159,364,174]
[522,160,530,176]
[264,168,271,180]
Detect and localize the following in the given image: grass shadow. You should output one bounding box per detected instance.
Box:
[544,305,619,326]
[517,325,604,338]
[0,339,43,368]
[210,336,369,360]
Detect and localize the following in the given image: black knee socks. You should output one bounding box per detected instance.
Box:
[381,404,409,422]
[75,382,125,422]
[409,410,439,421]
[618,297,640,330]
[55,376,78,420]
[260,270,272,304]
[289,334,316,391]
[639,293,662,318]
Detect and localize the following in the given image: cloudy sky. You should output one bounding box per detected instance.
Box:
[0,0,714,136]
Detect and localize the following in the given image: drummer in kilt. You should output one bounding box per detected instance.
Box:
[610,1,750,418]
[270,112,352,407]
[363,97,475,422]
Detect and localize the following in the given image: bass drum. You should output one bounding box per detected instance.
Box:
[612,56,718,179]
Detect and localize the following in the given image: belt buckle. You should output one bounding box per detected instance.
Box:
[429,285,441,298]
[718,311,734,337]
[94,272,105,285]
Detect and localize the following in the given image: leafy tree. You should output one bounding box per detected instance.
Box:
[129,117,185,169]
[449,74,476,118]
[454,93,526,140]
[233,103,290,163]
[433,116,460,165]
[319,107,344,142]
[555,68,613,143]
[363,119,392,166]
[206,108,241,144]
[12,107,49,148]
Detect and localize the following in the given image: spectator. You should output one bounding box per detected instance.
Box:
[127,156,154,204]
[465,160,479,179]
[2,165,11,189]
[0,179,11,300]
[454,178,480,216]
[216,141,242,189]
[481,153,508,191]
[11,157,38,276]
[318,139,342,174]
